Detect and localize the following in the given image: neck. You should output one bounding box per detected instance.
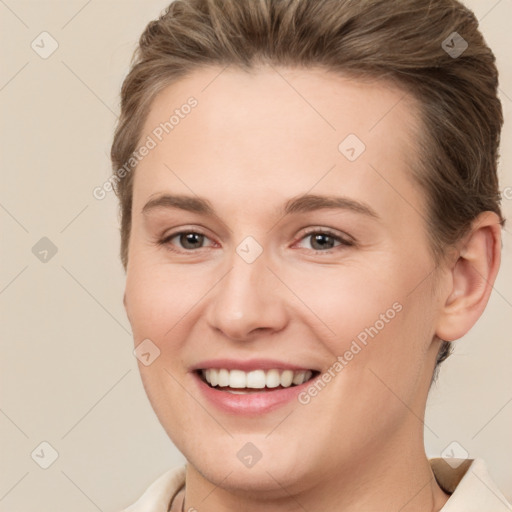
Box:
[182,424,450,512]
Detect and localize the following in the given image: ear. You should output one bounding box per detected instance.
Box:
[435,211,502,342]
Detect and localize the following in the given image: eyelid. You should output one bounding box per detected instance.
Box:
[294,226,354,243]
[157,226,217,252]
[292,227,355,252]
[158,225,355,256]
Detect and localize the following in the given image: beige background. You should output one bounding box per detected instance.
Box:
[0,1,511,510]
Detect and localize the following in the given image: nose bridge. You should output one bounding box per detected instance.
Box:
[206,243,287,340]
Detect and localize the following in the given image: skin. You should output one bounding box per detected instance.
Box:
[123,65,501,511]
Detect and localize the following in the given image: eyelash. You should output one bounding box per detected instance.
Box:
[157,228,355,255]
[295,228,354,253]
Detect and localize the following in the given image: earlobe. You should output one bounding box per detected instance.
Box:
[435,212,502,342]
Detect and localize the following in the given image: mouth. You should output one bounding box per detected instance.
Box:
[195,368,321,394]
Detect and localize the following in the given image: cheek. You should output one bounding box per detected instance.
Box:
[293,257,434,388]
[283,260,403,342]
[124,256,206,341]
[124,259,199,437]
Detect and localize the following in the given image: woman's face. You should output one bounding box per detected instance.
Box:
[124,66,447,492]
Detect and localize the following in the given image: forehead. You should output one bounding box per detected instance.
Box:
[134,65,424,221]
[141,64,420,148]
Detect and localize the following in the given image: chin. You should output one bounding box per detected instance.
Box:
[183,436,317,494]
[194,457,308,495]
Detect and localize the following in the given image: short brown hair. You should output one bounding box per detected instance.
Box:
[111,0,505,373]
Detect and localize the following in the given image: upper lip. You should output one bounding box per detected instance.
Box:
[190,358,320,372]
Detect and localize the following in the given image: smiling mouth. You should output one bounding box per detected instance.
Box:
[195,368,320,393]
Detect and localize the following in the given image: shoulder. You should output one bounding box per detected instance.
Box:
[118,459,511,511]
[429,458,511,511]
[119,464,186,512]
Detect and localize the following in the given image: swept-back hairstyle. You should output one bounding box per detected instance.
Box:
[111,0,505,374]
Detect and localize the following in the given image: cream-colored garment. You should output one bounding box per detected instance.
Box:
[120,458,511,511]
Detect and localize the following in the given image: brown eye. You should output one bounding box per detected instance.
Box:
[176,232,205,250]
[159,231,215,252]
[309,233,337,251]
[296,229,354,253]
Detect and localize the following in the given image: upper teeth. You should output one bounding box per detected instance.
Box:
[201,368,314,389]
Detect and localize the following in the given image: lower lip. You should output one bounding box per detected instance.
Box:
[191,371,317,415]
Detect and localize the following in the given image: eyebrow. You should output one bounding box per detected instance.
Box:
[142,194,216,216]
[283,194,379,219]
[141,193,380,220]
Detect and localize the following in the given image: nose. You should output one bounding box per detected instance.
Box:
[205,251,288,342]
